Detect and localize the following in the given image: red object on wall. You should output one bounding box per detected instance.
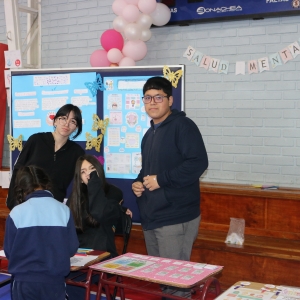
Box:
[0,43,8,168]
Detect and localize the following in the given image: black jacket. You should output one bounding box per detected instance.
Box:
[76,171,122,257]
[7,132,85,210]
[135,109,208,230]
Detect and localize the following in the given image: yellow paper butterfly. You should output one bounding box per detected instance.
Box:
[7,134,23,151]
[92,114,109,134]
[85,132,103,152]
[163,65,183,88]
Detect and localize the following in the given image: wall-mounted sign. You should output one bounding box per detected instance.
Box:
[159,0,300,25]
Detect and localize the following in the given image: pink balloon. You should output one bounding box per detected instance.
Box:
[112,0,127,16]
[119,57,136,66]
[107,48,124,63]
[124,0,139,4]
[150,3,171,26]
[122,40,147,61]
[100,29,124,51]
[90,49,110,67]
[138,0,157,14]
[122,4,140,23]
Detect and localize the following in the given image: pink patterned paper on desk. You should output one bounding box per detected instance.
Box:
[90,252,223,287]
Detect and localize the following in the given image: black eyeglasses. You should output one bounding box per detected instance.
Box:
[57,116,77,127]
[142,95,169,104]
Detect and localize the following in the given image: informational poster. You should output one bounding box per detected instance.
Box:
[103,75,154,180]
[11,72,98,141]
[10,66,184,223]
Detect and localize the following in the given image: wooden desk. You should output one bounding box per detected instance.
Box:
[67,251,111,300]
[70,250,110,271]
[0,249,111,300]
[216,281,300,300]
[90,252,223,300]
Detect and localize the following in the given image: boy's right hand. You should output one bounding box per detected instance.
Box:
[132,181,144,197]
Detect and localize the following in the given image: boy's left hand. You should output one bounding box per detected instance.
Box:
[143,175,160,191]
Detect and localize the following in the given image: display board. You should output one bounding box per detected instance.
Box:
[160,0,300,25]
[10,65,184,222]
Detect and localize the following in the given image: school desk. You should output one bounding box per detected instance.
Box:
[0,248,111,300]
[89,252,223,300]
[0,249,110,272]
[215,281,300,300]
[70,250,111,271]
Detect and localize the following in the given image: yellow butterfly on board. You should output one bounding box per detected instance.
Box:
[163,65,183,88]
[85,132,103,152]
[92,114,109,134]
[7,134,23,151]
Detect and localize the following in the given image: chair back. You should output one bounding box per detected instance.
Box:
[115,212,132,254]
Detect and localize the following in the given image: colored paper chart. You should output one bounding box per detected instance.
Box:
[91,252,223,288]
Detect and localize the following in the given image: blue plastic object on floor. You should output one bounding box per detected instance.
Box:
[0,284,11,300]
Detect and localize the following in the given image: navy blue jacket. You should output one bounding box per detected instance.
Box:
[4,190,79,284]
[135,109,208,230]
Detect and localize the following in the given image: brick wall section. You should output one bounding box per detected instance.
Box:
[0,1,299,187]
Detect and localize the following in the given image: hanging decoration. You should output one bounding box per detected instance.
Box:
[7,134,23,151]
[183,38,300,75]
[92,114,109,134]
[163,65,183,88]
[85,132,103,152]
[85,114,109,152]
[84,73,106,97]
[89,0,171,67]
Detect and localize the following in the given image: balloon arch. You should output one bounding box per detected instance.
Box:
[90,0,171,67]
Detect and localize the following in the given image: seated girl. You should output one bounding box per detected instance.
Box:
[68,154,131,257]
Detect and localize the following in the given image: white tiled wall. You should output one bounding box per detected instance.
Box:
[1,1,300,187]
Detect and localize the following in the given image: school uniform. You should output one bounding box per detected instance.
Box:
[4,190,79,300]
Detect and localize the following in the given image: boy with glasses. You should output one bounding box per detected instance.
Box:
[132,76,208,298]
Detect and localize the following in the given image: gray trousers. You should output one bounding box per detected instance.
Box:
[143,215,200,260]
[143,216,201,298]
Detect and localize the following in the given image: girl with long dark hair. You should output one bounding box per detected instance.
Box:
[68,154,131,257]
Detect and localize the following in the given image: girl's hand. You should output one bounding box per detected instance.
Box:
[126,209,133,218]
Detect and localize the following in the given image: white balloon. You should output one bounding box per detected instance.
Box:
[150,3,171,26]
[124,23,142,41]
[136,14,153,29]
[140,29,152,42]
[113,16,128,33]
